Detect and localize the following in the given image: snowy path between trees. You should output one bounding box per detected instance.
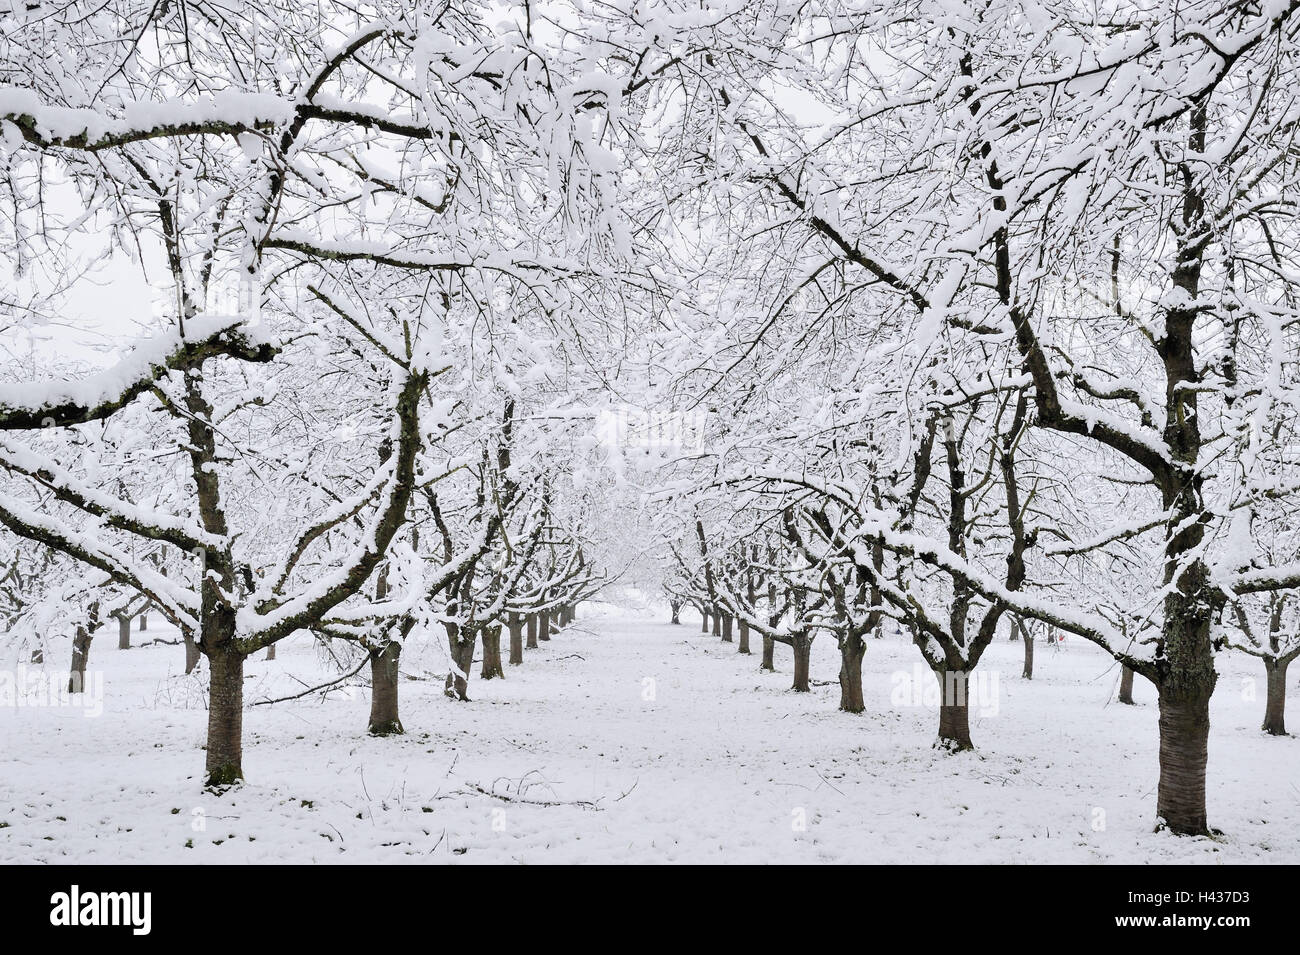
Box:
[2,601,1297,864]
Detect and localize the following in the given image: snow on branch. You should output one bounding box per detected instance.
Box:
[0,315,278,430]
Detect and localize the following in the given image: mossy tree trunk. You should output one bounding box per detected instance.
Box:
[838,632,865,713]
[480,623,504,680]
[204,637,245,786]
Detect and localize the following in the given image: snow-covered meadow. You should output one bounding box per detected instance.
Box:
[3,600,1295,865]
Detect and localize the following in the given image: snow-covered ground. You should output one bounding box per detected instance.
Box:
[2,601,1297,864]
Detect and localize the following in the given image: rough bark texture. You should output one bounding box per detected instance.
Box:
[508,612,524,666]
[117,615,131,650]
[1118,666,1136,705]
[670,601,681,625]
[526,613,538,650]
[712,611,722,638]
[761,635,775,672]
[367,640,404,736]
[204,645,244,786]
[838,635,865,713]
[737,619,751,655]
[138,613,148,632]
[538,611,551,642]
[480,624,504,680]
[67,624,92,694]
[935,669,973,752]
[791,635,811,692]
[184,633,201,674]
[1156,689,1211,834]
[1153,568,1218,834]
[720,613,733,643]
[1262,658,1288,736]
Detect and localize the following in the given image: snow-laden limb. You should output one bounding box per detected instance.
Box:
[235,362,428,651]
[0,488,198,629]
[730,468,1144,670]
[1044,513,1168,557]
[0,437,218,552]
[0,89,296,152]
[263,232,600,282]
[260,457,399,598]
[1230,562,1300,595]
[0,315,278,430]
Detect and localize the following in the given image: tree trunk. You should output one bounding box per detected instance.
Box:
[838,634,865,713]
[526,613,538,650]
[670,601,681,625]
[480,624,504,680]
[138,612,147,631]
[508,612,524,666]
[368,639,403,736]
[791,634,811,692]
[184,632,201,674]
[737,619,751,655]
[712,611,722,638]
[700,611,709,633]
[444,623,475,701]
[265,643,276,661]
[761,635,775,672]
[1151,564,1218,835]
[1118,666,1136,705]
[1156,688,1211,835]
[538,611,551,642]
[204,644,244,787]
[935,668,973,752]
[117,615,131,650]
[1262,657,1288,736]
[68,624,92,694]
[720,613,733,643]
[1020,619,1033,680]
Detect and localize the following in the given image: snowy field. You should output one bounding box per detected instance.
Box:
[1,601,1296,865]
